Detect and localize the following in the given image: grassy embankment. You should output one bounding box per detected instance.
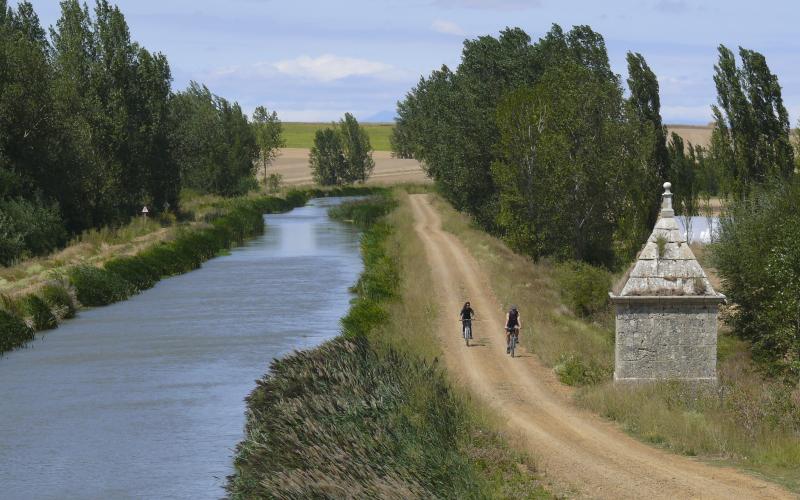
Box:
[0,187,379,355]
[228,190,552,499]
[431,195,800,492]
[282,122,393,151]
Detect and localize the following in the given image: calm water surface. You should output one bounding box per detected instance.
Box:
[0,198,362,500]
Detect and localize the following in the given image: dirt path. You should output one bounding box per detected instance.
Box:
[409,193,792,499]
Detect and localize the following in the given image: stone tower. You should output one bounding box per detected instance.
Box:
[610,183,725,383]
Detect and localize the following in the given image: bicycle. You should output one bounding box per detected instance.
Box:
[506,327,519,357]
[461,318,473,346]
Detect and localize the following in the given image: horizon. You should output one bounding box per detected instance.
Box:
[25,0,800,125]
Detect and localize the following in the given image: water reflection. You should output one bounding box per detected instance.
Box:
[0,197,362,500]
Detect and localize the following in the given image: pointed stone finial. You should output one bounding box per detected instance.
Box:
[661,182,674,218]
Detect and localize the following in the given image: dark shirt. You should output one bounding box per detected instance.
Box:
[460,307,474,321]
[506,310,519,329]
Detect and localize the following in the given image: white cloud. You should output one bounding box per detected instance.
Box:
[432,19,466,36]
[274,54,398,82]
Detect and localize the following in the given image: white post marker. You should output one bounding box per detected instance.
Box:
[141,206,149,219]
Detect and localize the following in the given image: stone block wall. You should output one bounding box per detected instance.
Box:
[614,300,717,382]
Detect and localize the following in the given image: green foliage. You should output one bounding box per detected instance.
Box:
[266,172,283,193]
[229,194,508,498]
[655,235,668,258]
[0,308,33,354]
[228,337,479,498]
[554,353,612,386]
[0,198,67,265]
[309,128,345,185]
[252,106,285,189]
[328,196,398,229]
[310,114,375,185]
[397,25,667,265]
[170,82,259,196]
[710,45,795,198]
[40,280,77,320]
[339,113,375,183]
[555,261,612,318]
[68,265,133,307]
[491,59,632,265]
[714,180,800,378]
[20,294,57,330]
[103,256,160,292]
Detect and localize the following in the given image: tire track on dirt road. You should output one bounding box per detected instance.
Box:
[409,193,791,499]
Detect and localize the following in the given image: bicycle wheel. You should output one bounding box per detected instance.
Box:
[465,325,471,346]
[510,334,517,357]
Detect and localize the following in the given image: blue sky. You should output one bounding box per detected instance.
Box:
[27,0,800,124]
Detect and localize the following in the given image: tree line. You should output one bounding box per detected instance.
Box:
[393,25,800,377]
[0,0,283,265]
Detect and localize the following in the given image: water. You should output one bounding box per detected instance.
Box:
[0,198,363,500]
[675,216,720,244]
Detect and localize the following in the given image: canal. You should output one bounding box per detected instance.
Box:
[0,198,362,499]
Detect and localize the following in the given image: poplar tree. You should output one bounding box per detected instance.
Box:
[252,106,285,189]
[711,45,794,197]
[338,113,374,183]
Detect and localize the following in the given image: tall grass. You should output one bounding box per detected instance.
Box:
[432,193,800,491]
[228,190,550,498]
[0,190,350,356]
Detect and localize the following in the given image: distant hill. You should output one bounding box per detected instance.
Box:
[362,110,396,123]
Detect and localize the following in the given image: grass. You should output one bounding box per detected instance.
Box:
[430,193,800,492]
[282,122,394,151]
[1,189,387,356]
[228,189,551,498]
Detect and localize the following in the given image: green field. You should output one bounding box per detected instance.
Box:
[282,122,394,151]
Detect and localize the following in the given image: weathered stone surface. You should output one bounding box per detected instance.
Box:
[611,182,723,384]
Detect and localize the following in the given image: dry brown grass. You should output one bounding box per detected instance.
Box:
[429,193,800,492]
[430,195,614,377]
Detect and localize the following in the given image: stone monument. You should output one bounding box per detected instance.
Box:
[610,182,725,383]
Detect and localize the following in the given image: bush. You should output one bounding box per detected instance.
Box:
[328,196,398,229]
[0,309,34,353]
[0,198,67,265]
[40,280,78,319]
[554,353,612,386]
[104,256,161,292]
[21,294,58,330]
[67,265,133,307]
[714,180,800,377]
[555,260,612,318]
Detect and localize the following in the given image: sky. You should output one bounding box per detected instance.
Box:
[26,0,800,124]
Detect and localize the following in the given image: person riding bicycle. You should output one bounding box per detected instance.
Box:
[459,301,474,336]
[505,305,521,354]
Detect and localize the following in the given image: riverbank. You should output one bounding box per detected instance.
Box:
[227,190,552,498]
[0,187,380,356]
[429,194,800,492]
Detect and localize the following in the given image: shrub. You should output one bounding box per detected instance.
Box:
[714,179,800,377]
[266,173,283,193]
[21,294,58,330]
[328,196,398,229]
[67,266,133,307]
[104,256,161,292]
[554,353,612,386]
[0,309,34,353]
[40,280,78,319]
[555,260,612,318]
[0,198,67,265]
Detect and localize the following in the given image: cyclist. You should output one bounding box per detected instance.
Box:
[459,301,475,339]
[505,305,521,354]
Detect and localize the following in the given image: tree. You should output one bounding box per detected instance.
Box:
[170,82,258,196]
[667,133,698,242]
[710,45,794,198]
[338,113,374,183]
[492,59,630,265]
[310,128,345,186]
[252,106,284,190]
[714,179,800,377]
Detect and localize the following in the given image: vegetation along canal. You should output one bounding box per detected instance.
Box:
[0,198,362,499]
